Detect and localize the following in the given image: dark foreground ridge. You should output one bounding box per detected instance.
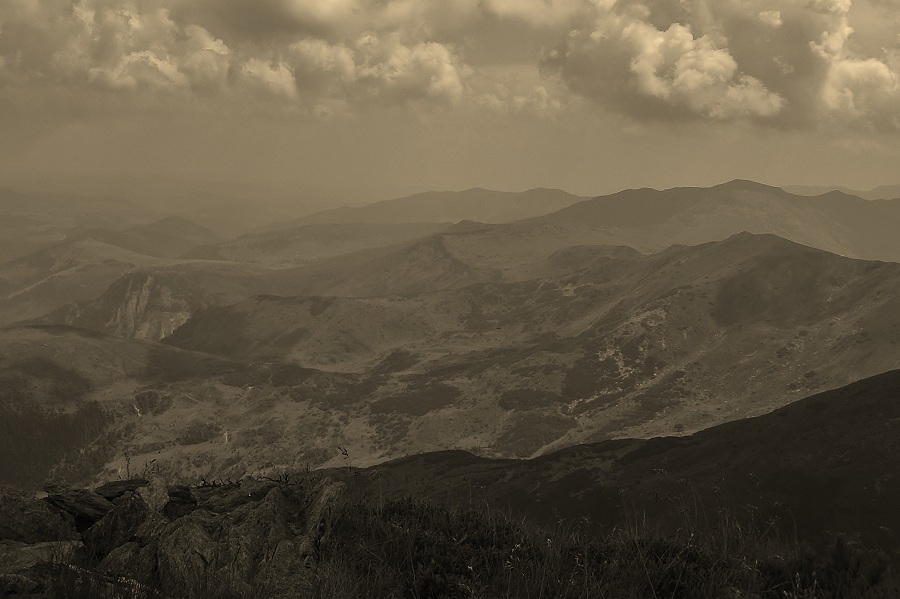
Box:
[2,370,899,598]
[0,472,895,599]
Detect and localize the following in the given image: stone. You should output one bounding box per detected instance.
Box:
[0,539,83,571]
[161,485,197,520]
[93,479,150,501]
[43,484,114,532]
[83,492,156,560]
[0,485,78,543]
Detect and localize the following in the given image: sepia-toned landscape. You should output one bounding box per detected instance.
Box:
[2,0,900,597]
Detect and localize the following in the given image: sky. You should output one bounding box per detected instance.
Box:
[1,0,899,205]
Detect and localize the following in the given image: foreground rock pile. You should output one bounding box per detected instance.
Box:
[0,476,343,598]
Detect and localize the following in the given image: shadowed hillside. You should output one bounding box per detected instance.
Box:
[2,371,898,598]
[357,369,900,566]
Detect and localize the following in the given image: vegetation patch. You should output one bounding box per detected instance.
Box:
[133,389,173,415]
[369,383,460,416]
[493,412,573,457]
[177,420,222,446]
[498,388,561,410]
[0,357,92,405]
[0,402,109,488]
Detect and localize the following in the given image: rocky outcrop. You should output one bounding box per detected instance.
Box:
[105,274,194,340]
[0,486,78,543]
[94,478,150,500]
[1,475,345,598]
[41,270,199,341]
[43,483,114,531]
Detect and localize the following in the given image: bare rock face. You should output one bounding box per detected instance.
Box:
[43,483,114,531]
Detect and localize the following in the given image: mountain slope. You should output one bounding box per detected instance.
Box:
[359,369,900,563]
[0,215,223,325]
[113,215,223,258]
[159,233,900,464]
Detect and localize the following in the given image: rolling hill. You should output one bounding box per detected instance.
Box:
[28,234,891,478]
[519,180,900,262]
[9,181,900,502]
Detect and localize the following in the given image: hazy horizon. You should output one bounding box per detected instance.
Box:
[2,0,900,208]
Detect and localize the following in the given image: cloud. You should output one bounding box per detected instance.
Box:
[1,0,899,128]
[758,10,784,28]
[540,0,900,129]
[0,0,478,114]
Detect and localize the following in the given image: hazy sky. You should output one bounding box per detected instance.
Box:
[2,0,899,203]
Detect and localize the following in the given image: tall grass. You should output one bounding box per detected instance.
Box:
[36,474,894,599]
[312,493,894,599]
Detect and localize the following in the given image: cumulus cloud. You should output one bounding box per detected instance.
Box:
[541,0,900,128]
[1,0,899,127]
[0,0,474,114]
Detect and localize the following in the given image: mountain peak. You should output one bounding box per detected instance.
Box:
[713,179,785,193]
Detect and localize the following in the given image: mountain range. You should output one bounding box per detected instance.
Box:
[2,180,900,567]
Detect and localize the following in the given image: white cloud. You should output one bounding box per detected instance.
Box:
[543,8,785,121]
[240,58,297,99]
[758,10,784,27]
[540,0,900,128]
[1,0,899,128]
[180,26,231,92]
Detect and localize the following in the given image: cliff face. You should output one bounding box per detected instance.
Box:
[103,274,193,340]
[46,271,200,341]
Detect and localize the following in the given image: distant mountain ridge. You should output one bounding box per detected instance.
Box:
[785,183,900,200]
[259,187,587,230]
[519,179,900,262]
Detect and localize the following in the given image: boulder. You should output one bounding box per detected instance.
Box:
[83,492,164,560]
[0,540,85,598]
[43,484,114,531]
[0,539,83,571]
[0,485,78,543]
[93,478,150,501]
[162,485,197,520]
[153,486,311,598]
